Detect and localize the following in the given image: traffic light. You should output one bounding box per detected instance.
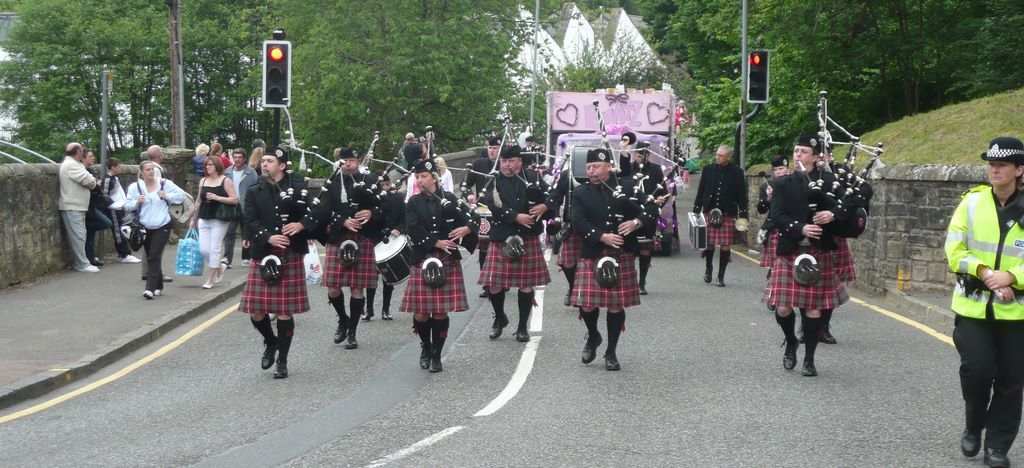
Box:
[262,40,291,108]
[746,50,769,104]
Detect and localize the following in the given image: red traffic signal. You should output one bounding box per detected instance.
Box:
[262,40,291,108]
[746,49,769,104]
[268,46,286,62]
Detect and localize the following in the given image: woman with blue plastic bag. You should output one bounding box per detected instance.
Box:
[125,161,188,300]
[189,156,239,289]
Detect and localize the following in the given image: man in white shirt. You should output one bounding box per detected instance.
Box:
[223,147,259,267]
[58,142,99,272]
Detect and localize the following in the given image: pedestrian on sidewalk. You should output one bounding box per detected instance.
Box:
[140,145,173,284]
[125,161,188,300]
[189,156,239,289]
[945,136,1024,468]
[58,142,99,273]
[222,147,258,268]
[83,150,113,268]
[100,157,142,264]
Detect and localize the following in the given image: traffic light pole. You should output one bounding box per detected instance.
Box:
[273,108,281,148]
[739,0,748,169]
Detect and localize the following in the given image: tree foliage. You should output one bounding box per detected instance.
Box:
[636,0,1024,165]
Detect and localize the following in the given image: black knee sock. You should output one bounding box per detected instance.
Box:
[431,317,450,356]
[329,294,348,325]
[413,319,431,345]
[382,284,394,312]
[581,308,599,337]
[488,289,507,321]
[478,248,487,268]
[638,254,652,286]
[802,316,822,362]
[276,318,294,359]
[718,250,730,278]
[349,298,365,335]
[775,311,796,341]
[365,288,377,313]
[705,249,714,270]
[606,311,625,355]
[251,316,276,345]
[821,308,833,327]
[517,290,534,331]
[562,266,576,289]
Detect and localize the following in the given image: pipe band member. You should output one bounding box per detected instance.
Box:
[365,173,405,321]
[631,141,670,295]
[294,146,383,349]
[692,144,749,287]
[547,162,584,307]
[239,148,314,379]
[945,136,1024,468]
[463,136,501,298]
[401,159,480,372]
[757,155,790,311]
[762,134,847,377]
[477,144,555,342]
[570,148,658,371]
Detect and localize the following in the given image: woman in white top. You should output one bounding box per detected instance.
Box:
[189,156,239,289]
[124,161,188,300]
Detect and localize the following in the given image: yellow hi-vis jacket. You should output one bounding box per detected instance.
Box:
[945,185,1024,320]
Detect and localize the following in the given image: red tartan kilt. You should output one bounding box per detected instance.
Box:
[570,253,640,310]
[399,254,469,315]
[705,213,739,247]
[557,234,581,268]
[240,254,309,316]
[759,231,779,267]
[762,248,849,310]
[323,236,379,289]
[833,237,857,283]
[478,236,551,288]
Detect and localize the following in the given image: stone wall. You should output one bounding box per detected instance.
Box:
[745,163,987,295]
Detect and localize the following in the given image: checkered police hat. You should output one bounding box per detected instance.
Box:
[981,137,1024,164]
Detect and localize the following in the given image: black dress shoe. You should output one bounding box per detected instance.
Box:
[479,289,489,298]
[802,360,818,377]
[429,356,443,373]
[344,334,359,349]
[703,268,712,283]
[91,257,105,267]
[381,310,393,321]
[582,332,602,364]
[961,430,981,457]
[716,278,725,287]
[261,342,276,370]
[163,275,173,283]
[333,323,347,344]
[362,310,374,321]
[515,329,530,342]
[639,285,648,295]
[820,325,837,344]
[419,343,431,369]
[767,304,777,312]
[489,315,509,340]
[782,339,798,370]
[273,358,288,379]
[984,448,1010,467]
[605,353,621,371]
[563,291,572,306]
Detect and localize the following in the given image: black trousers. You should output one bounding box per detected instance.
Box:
[143,224,172,292]
[222,220,249,264]
[953,315,1024,450]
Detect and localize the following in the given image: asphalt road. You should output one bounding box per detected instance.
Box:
[0,241,985,467]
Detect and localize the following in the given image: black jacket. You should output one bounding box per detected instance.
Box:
[380,189,406,234]
[571,175,658,259]
[756,181,775,231]
[477,169,555,241]
[405,188,479,264]
[769,172,839,255]
[693,162,748,217]
[302,170,384,243]
[462,156,497,199]
[244,172,313,260]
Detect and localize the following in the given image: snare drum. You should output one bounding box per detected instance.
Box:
[374,234,412,285]
[475,205,492,240]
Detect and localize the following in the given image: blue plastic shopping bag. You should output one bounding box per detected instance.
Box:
[175,228,204,276]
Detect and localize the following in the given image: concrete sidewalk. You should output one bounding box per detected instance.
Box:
[0,245,248,410]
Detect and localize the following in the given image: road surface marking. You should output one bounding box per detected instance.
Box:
[364,426,465,467]
[732,250,953,347]
[530,288,544,332]
[0,304,238,424]
[473,336,542,417]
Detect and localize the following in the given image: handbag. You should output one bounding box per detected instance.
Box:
[162,180,196,225]
[174,228,204,276]
[304,242,323,286]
